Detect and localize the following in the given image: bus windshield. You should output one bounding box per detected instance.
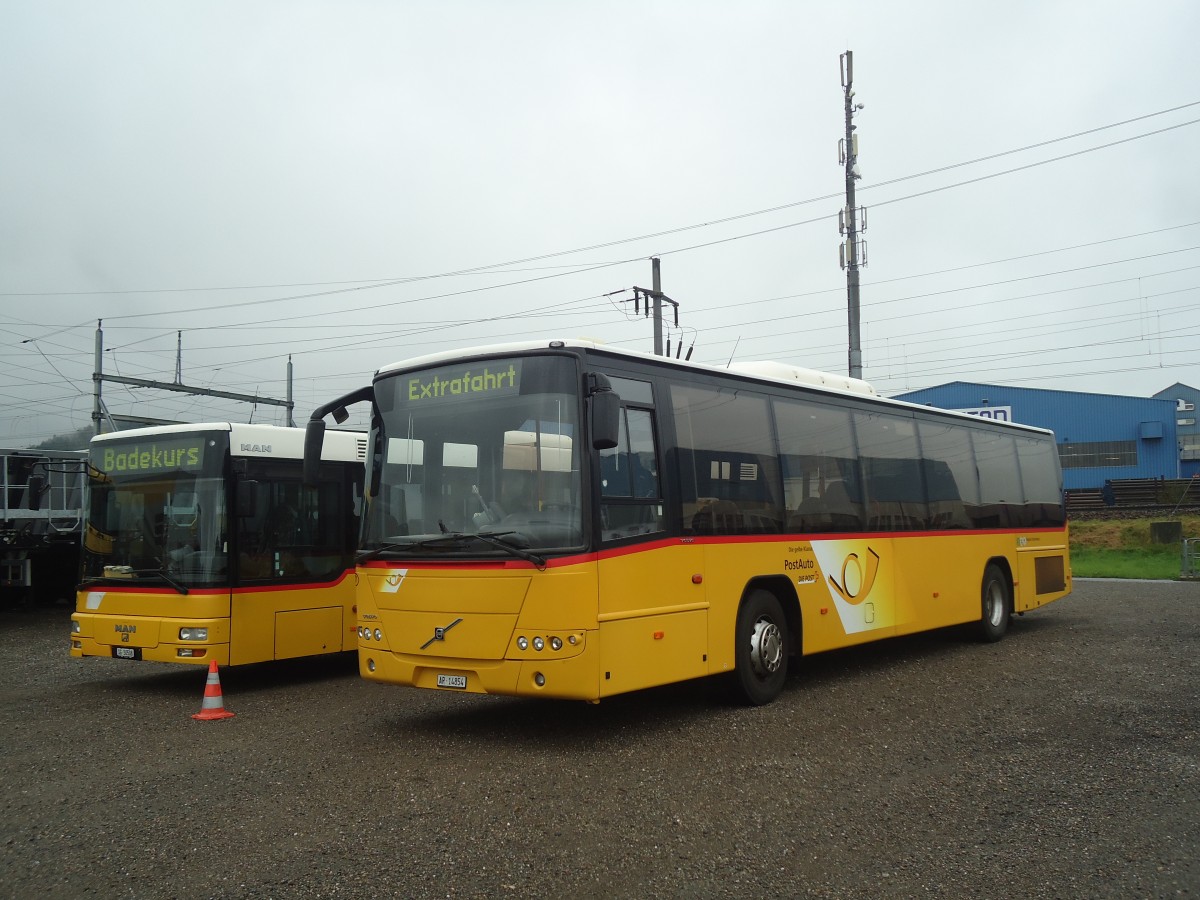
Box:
[82,435,228,588]
[367,355,583,556]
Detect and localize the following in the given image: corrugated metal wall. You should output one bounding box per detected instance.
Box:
[892,381,1180,490]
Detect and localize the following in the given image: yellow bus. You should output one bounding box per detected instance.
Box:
[71,423,365,666]
[305,340,1070,705]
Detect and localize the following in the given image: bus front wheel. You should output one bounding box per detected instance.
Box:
[978,563,1011,642]
[733,589,788,705]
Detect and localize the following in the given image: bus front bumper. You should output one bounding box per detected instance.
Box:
[358,640,602,702]
[70,613,229,665]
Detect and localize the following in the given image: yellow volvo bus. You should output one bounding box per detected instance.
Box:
[71,423,365,666]
[305,340,1070,705]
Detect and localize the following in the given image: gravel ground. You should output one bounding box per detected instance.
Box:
[1,580,1197,899]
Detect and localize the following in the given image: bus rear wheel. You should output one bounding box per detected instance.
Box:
[978,563,1011,642]
[733,589,788,706]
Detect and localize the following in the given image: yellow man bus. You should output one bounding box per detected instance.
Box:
[305,340,1070,705]
[71,423,365,666]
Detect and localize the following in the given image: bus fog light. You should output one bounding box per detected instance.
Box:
[534,673,546,687]
[367,658,376,672]
[550,637,563,651]
[373,628,382,641]
[532,637,545,651]
[179,627,207,641]
[517,636,528,650]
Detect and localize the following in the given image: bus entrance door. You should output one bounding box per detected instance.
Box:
[596,542,708,698]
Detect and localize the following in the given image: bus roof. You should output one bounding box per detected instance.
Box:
[373,339,1055,437]
[90,423,367,463]
[375,339,877,393]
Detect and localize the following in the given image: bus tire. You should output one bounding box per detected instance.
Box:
[978,563,1011,642]
[733,589,788,706]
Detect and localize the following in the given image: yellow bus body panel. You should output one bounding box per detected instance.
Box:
[71,573,357,666]
[357,528,1071,702]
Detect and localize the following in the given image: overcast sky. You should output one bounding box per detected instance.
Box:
[3,1,1198,447]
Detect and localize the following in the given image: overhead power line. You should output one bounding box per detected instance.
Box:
[4,100,1198,308]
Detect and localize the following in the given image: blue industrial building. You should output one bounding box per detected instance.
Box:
[1153,383,1200,479]
[892,382,1180,491]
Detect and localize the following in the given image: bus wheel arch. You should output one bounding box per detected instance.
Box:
[978,559,1013,642]
[732,578,799,706]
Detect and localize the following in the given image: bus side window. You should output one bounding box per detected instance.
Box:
[972,431,1025,528]
[673,384,783,535]
[599,407,663,541]
[773,396,861,533]
[918,420,976,530]
[1017,436,1065,527]
[854,411,928,531]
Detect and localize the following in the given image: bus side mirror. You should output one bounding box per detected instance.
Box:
[236,481,259,518]
[27,475,46,511]
[303,420,326,487]
[590,390,620,450]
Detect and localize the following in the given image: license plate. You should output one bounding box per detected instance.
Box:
[436,674,467,689]
[112,646,142,660]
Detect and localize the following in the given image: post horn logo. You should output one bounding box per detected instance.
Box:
[827,547,881,605]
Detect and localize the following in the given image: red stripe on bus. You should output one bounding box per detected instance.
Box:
[358,527,1068,570]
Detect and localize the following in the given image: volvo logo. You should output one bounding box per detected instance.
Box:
[421,617,463,650]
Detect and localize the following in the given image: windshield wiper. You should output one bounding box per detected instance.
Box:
[356,531,546,569]
[469,531,547,569]
[356,541,420,564]
[79,569,190,596]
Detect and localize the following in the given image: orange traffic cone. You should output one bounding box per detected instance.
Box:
[192,659,236,721]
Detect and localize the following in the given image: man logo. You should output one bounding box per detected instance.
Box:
[827,547,881,605]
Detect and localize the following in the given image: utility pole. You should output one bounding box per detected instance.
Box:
[605,263,689,358]
[92,320,103,436]
[631,258,681,357]
[652,257,663,357]
[839,50,868,380]
[287,356,295,427]
[91,323,295,434]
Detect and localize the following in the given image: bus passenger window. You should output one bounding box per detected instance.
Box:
[854,411,927,531]
[774,397,863,533]
[673,384,783,535]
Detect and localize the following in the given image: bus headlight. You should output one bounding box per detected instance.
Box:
[71,620,81,634]
[358,626,367,640]
[179,627,208,641]
[515,633,578,655]
[373,628,382,642]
